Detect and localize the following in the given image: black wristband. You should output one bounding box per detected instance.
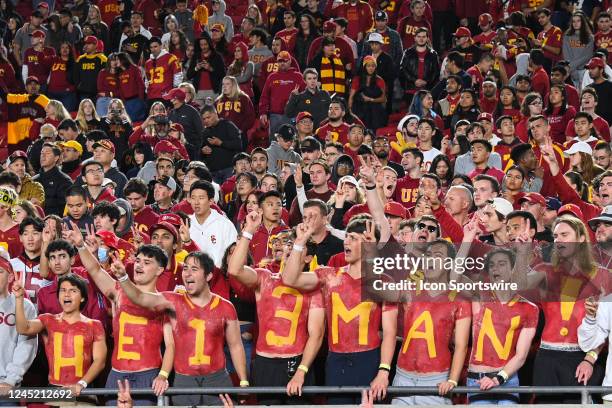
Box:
[366,184,376,190]
[494,374,506,385]
[583,359,595,367]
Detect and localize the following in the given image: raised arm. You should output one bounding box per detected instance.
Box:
[359,157,391,244]
[109,253,174,313]
[13,273,44,336]
[227,212,260,289]
[280,223,320,291]
[64,222,117,300]
[37,225,55,279]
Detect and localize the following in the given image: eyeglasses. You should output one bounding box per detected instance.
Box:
[86,168,104,175]
[417,222,438,233]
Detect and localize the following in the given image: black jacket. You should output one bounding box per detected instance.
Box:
[285,88,331,128]
[169,102,204,148]
[105,167,128,198]
[201,119,242,171]
[399,46,439,93]
[33,166,73,216]
[186,51,226,94]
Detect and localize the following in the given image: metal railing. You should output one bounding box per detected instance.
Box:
[76,386,612,405]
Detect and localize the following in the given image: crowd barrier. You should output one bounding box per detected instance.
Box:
[75,386,612,406]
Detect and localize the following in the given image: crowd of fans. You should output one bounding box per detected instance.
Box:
[0,0,612,406]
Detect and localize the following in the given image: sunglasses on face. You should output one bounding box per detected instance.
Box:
[417,222,438,233]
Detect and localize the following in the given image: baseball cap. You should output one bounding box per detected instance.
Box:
[478,13,493,27]
[453,27,472,38]
[150,221,179,243]
[478,112,493,123]
[490,198,514,217]
[0,256,13,275]
[558,203,584,220]
[37,2,49,9]
[519,192,546,207]
[84,35,98,45]
[367,32,384,43]
[97,230,119,250]
[8,151,28,164]
[211,23,225,33]
[277,124,297,141]
[323,20,337,32]
[362,55,377,67]
[31,10,44,18]
[277,51,291,62]
[92,139,115,154]
[384,201,407,218]
[585,57,605,69]
[397,114,420,131]
[58,140,83,155]
[300,136,321,152]
[31,29,46,39]
[296,111,312,123]
[588,205,612,230]
[159,213,182,227]
[545,197,562,211]
[338,175,359,187]
[154,176,177,192]
[563,141,593,157]
[163,88,186,101]
[375,10,388,20]
[154,140,178,155]
[26,76,40,85]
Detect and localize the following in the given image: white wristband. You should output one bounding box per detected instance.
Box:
[293,244,304,253]
[77,380,88,389]
[242,231,253,240]
[117,274,129,283]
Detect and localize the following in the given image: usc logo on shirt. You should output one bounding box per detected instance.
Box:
[216,101,242,114]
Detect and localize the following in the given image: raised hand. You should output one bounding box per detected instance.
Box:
[179,218,191,244]
[12,272,24,299]
[358,156,376,186]
[244,210,262,233]
[42,225,55,245]
[109,252,127,279]
[62,221,84,247]
[294,222,314,244]
[84,224,99,253]
[294,163,303,187]
[362,220,377,243]
[131,227,144,249]
[585,296,599,318]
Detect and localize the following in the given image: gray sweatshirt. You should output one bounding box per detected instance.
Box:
[454,151,502,176]
[562,33,594,83]
[248,46,273,78]
[207,0,234,41]
[266,141,301,176]
[0,295,37,386]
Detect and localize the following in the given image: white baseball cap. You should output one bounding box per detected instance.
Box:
[563,141,593,157]
[490,198,514,217]
[367,32,384,44]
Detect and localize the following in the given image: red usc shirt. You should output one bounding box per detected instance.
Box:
[398,292,471,373]
[250,223,289,265]
[276,27,298,51]
[315,266,393,353]
[133,206,160,236]
[39,314,104,386]
[315,122,351,144]
[0,224,22,258]
[595,30,612,64]
[469,296,538,368]
[163,292,238,376]
[48,57,75,93]
[23,47,55,84]
[536,263,610,346]
[537,25,563,63]
[394,175,420,210]
[145,53,181,100]
[397,16,432,49]
[255,268,323,356]
[112,283,164,372]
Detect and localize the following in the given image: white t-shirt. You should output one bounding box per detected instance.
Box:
[189,210,237,267]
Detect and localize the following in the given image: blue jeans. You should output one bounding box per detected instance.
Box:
[105,368,158,406]
[96,97,112,117]
[467,373,519,405]
[124,98,146,122]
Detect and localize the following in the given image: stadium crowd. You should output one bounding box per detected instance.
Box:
[1,0,612,405]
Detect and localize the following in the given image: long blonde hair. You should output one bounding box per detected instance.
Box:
[46,100,71,122]
[216,76,246,101]
[247,4,263,26]
[75,98,100,132]
[551,215,595,273]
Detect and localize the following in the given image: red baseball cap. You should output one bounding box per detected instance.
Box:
[477,112,493,123]
[558,204,584,220]
[0,257,13,274]
[150,221,179,243]
[37,2,49,9]
[478,13,493,27]
[154,140,179,155]
[585,57,605,69]
[323,20,337,33]
[384,201,407,218]
[84,35,98,45]
[31,30,46,39]
[296,111,312,123]
[26,76,40,84]
[453,27,472,38]
[163,88,186,101]
[97,230,120,250]
[159,213,182,227]
[519,192,546,207]
[93,139,115,154]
